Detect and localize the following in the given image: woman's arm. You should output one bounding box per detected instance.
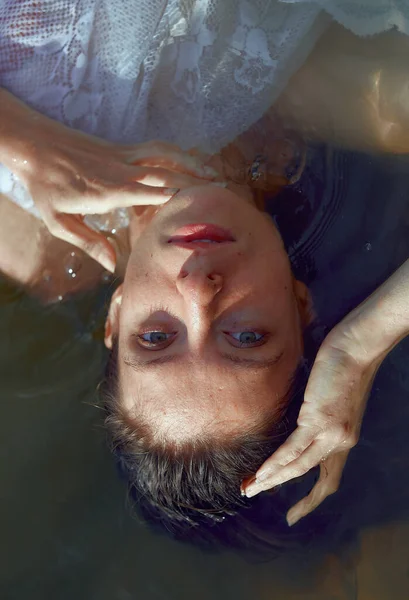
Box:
[274,23,409,154]
[0,193,106,303]
[243,259,409,522]
[0,87,40,172]
[333,259,409,365]
[0,194,162,303]
[0,87,216,270]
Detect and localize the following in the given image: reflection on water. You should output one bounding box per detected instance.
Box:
[2,144,409,599]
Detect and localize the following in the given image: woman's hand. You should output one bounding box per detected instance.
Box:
[22,124,216,271]
[0,89,217,272]
[242,324,383,525]
[243,260,409,523]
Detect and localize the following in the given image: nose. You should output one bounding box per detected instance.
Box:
[176,267,223,305]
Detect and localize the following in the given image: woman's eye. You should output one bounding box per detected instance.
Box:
[137,331,176,348]
[228,331,266,347]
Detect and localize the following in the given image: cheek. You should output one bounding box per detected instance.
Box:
[126,246,163,287]
[255,269,301,344]
[280,297,304,360]
[248,256,294,304]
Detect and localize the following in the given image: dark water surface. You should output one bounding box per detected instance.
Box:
[2,145,409,599]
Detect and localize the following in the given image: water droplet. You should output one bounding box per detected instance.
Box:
[64,251,81,279]
[42,269,52,283]
[58,295,63,302]
[364,242,372,251]
[111,228,117,235]
[101,271,112,283]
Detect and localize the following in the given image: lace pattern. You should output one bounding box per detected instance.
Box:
[0,0,407,217]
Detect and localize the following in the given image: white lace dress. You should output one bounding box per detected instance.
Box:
[1,0,408,216]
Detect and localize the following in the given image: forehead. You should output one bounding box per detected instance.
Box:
[119,356,295,441]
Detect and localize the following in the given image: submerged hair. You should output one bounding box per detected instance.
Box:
[100,323,324,553]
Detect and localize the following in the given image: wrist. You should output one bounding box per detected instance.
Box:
[327,309,388,370]
[328,268,409,368]
[0,88,48,180]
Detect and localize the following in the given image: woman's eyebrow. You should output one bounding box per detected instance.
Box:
[123,354,176,372]
[123,352,283,372]
[219,352,284,369]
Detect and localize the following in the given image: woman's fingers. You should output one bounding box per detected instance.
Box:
[43,213,116,272]
[58,169,215,214]
[242,427,317,496]
[123,141,218,179]
[286,450,350,526]
[125,166,216,190]
[245,436,333,498]
[58,182,179,215]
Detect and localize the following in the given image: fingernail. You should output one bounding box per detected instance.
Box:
[102,249,116,273]
[163,188,179,197]
[101,254,115,273]
[246,474,283,497]
[245,484,266,499]
[286,513,299,527]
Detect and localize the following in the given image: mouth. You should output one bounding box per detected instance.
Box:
[168,223,236,248]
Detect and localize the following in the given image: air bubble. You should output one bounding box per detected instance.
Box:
[64,251,81,279]
[101,272,112,283]
[42,269,52,283]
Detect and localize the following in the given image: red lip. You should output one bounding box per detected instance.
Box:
[168,223,235,245]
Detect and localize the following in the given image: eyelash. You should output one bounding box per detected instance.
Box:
[149,305,179,320]
[227,331,268,348]
[136,331,177,349]
[136,330,268,349]
[134,306,181,348]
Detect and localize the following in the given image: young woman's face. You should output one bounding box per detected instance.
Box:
[106,185,308,441]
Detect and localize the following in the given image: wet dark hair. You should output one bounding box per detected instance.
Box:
[101,322,325,554]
